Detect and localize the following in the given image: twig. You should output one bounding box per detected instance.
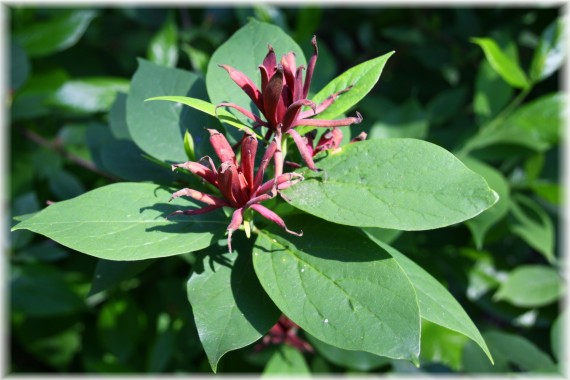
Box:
[20,127,120,182]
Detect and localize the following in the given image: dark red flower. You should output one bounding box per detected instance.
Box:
[217,36,362,173]
[254,315,313,353]
[169,129,302,252]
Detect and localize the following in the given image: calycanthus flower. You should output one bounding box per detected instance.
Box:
[217,36,363,173]
[169,129,302,252]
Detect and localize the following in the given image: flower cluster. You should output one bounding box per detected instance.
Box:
[254,315,313,353]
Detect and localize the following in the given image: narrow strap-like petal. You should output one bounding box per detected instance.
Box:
[226,207,245,253]
[350,131,368,143]
[257,173,304,196]
[169,188,230,207]
[208,129,236,164]
[281,52,297,96]
[240,134,258,191]
[286,129,319,171]
[291,111,363,128]
[218,162,242,208]
[216,103,267,126]
[262,45,277,77]
[294,66,305,102]
[219,64,264,111]
[172,161,218,186]
[258,65,270,95]
[303,35,318,99]
[315,127,343,154]
[253,140,277,191]
[282,99,316,132]
[166,204,224,219]
[263,65,284,127]
[250,204,303,236]
[298,85,352,119]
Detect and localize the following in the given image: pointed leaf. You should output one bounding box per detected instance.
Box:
[262,345,311,375]
[530,18,565,82]
[147,16,178,67]
[12,183,227,260]
[494,265,563,308]
[126,58,211,163]
[187,242,281,372]
[282,139,498,230]
[310,51,395,121]
[474,60,513,124]
[253,215,421,361]
[368,238,493,364]
[472,37,529,89]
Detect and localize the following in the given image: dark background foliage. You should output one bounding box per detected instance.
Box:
[7,5,563,374]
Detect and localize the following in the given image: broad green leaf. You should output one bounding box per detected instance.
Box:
[532,181,561,205]
[282,139,498,230]
[510,194,555,263]
[369,238,493,364]
[11,191,40,250]
[127,58,211,163]
[145,96,263,140]
[306,334,390,371]
[12,182,227,260]
[89,259,155,296]
[147,16,179,67]
[109,92,131,140]
[206,19,305,141]
[420,320,469,371]
[187,240,281,373]
[48,170,86,200]
[253,215,421,362]
[530,18,565,82]
[11,264,85,317]
[369,98,428,139]
[310,51,395,121]
[471,37,529,89]
[262,345,311,376]
[463,157,510,249]
[551,312,562,361]
[14,10,97,57]
[474,60,513,124]
[98,294,144,362]
[48,77,130,114]
[10,40,30,91]
[426,86,468,126]
[494,265,563,308]
[463,330,555,373]
[17,240,69,263]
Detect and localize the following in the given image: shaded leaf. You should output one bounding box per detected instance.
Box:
[262,345,310,376]
[474,60,513,124]
[471,37,529,88]
[510,194,555,263]
[420,320,469,371]
[89,259,155,296]
[14,10,97,57]
[369,98,427,139]
[426,86,468,125]
[551,312,562,361]
[11,69,69,120]
[48,170,86,200]
[148,16,178,67]
[187,239,281,372]
[253,215,421,362]
[494,265,563,308]
[109,92,131,140]
[10,40,30,90]
[283,139,498,230]
[12,183,227,260]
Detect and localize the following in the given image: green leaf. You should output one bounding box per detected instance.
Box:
[310,51,395,121]
[551,312,562,361]
[262,345,311,376]
[530,18,565,82]
[109,92,131,140]
[426,86,468,126]
[463,330,555,373]
[471,37,529,89]
[48,77,130,114]
[509,194,555,263]
[14,10,97,57]
[48,170,86,200]
[89,259,155,296]
[147,16,178,67]
[494,265,563,308]
[12,182,227,260]
[360,227,401,245]
[306,334,390,371]
[145,96,264,140]
[11,264,85,317]
[206,19,306,141]
[463,157,510,249]
[253,215,421,362]
[420,320,469,371]
[11,191,40,250]
[474,60,513,124]
[10,40,30,90]
[182,44,210,74]
[282,139,498,230]
[368,238,493,364]
[98,294,144,362]
[126,58,211,163]
[187,240,281,373]
[369,98,428,139]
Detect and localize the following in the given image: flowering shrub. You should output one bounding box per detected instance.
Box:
[11,11,563,375]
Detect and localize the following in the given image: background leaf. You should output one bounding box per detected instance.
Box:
[89,259,155,296]
[494,265,563,308]
[147,16,179,67]
[187,239,281,372]
[369,98,428,139]
[471,37,529,88]
[283,139,498,230]
[262,345,310,376]
[12,183,228,260]
[253,215,421,362]
[530,18,565,82]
